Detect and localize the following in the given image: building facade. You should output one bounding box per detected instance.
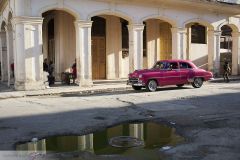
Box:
[0,0,240,90]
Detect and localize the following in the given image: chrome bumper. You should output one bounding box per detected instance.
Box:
[127,80,145,86]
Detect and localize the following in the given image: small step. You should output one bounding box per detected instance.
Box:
[93,79,128,84]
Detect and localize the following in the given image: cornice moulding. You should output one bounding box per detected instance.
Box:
[12,16,44,25]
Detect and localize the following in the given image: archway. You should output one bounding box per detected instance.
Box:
[91,15,129,80]
[0,21,8,83]
[143,19,172,69]
[42,10,76,81]
[185,23,208,70]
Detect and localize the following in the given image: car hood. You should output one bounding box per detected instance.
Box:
[129,69,156,77]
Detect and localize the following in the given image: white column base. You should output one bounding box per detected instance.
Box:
[15,81,45,91]
[79,79,93,87]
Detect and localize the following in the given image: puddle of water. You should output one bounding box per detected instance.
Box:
[16,122,183,160]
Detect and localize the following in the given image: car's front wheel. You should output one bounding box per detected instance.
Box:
[192,78,203,88]
[132,86,142,91]
[146,80,158,92]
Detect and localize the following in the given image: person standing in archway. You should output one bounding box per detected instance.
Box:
[10,63,14,78]
[43,58,49,72]
[71,59,77,84]
[43,58,50,87]
[48,60,55,85]
[0,61,1,80]
[223,60,231,83]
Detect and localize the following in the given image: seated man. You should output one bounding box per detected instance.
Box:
[169,63,178,70]
[159,63,164,69]
[61,72,71,85]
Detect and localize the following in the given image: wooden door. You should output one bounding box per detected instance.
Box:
[92,37,106,79]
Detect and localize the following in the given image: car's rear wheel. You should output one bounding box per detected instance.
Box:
[192,78,203,88]
[132,86,142,91]
[146,80,158,92]
[176,84,184,87]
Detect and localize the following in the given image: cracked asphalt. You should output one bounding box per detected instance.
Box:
[0,82,240,160]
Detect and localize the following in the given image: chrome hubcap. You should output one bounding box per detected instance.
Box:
[148,80,157,91]
[194,78,203,87]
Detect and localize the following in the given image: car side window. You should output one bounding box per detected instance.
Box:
[153,62,162,69]
[153,62,166,70]
[169,62,178,69]
[180,62,192,69]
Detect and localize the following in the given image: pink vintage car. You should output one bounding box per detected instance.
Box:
[127,60,213,92]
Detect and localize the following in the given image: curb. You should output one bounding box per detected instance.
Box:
[0,86,133,100]
[1,78,239,100]
[26,87,133,97]
[0,93,25,100]
[209,77,240,83]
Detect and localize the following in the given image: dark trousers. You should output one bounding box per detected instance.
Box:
[223,71,230,82]
[48,75,55,85]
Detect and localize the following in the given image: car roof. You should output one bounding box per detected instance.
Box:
[158,59,192,63]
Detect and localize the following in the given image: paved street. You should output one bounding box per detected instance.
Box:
[0,82,240,160]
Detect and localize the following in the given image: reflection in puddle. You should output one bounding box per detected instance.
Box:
[16,122,183,160]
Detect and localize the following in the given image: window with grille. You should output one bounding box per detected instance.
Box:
[191,24,206,44]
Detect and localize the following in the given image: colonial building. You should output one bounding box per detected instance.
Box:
[0,0,240,90]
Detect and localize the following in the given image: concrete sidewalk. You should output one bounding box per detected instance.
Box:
[0,76,239,99]
[0,80,132,99]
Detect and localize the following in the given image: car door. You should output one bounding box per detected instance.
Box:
[179,62,193,84]
[161,62,181,85]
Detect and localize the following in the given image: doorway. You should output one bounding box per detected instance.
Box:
[92,37,106,79]
[91,16,106,80]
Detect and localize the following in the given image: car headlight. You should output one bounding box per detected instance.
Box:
[139,74,143,78]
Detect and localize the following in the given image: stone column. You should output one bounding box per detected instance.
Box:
[130,123,144,140]
[208,30,221,75]
[171,27,187,60]
[12,16,45,90]
[231,31,240,75]
[128,23,144,72]
[75,20,93,87]
[77,134,93,151]
[0,32,8,82]
[5,25,14,86]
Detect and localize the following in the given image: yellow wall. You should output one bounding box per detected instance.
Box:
[159,22,172,60]
[146,20,172,69]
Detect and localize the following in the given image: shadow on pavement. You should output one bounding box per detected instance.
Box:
[60,86,192,98]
